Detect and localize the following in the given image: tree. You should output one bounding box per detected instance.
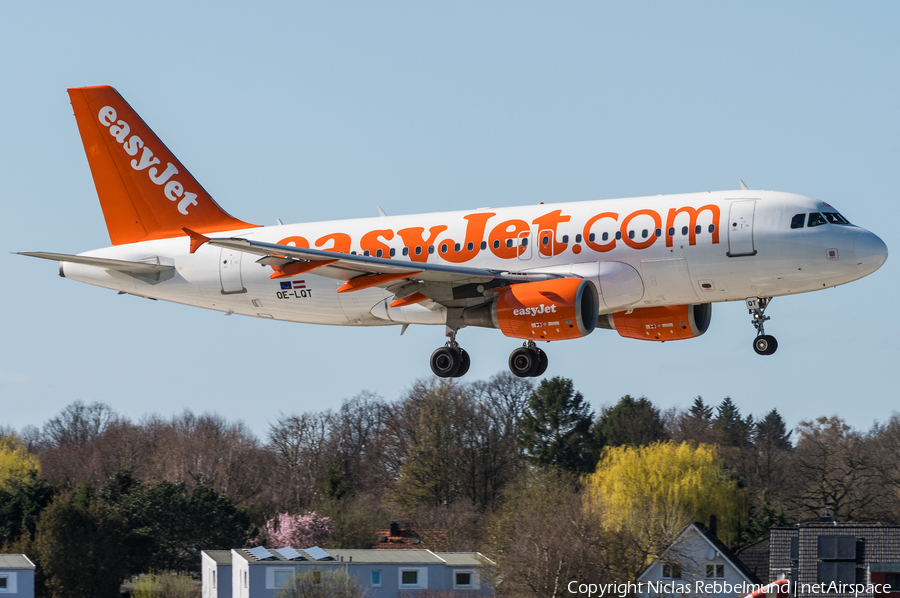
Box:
[517,377,596,473]
[585,441,748,573]
[487,469,609,597]
[593,395,668,448]
[712,397,754,448]
[791,416,883,521]
[35,486,128,598]
[0,435,40,490]
[0,475,57,546]
[100,472,254,574]
[261,511,334,548]
[277,569,368,598]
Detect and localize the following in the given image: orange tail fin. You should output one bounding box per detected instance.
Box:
[68,86,258,246]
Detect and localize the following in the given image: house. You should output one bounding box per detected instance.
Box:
[0,555,36,598]
[637,521,761,598]
[202,550,233,598]
[736,537,770,585]
[768,523,900,596]
[204,546,494,597]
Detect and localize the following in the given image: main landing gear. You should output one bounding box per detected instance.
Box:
[747,297,778,356]
[508,341,549,378]
[430,329,470,378]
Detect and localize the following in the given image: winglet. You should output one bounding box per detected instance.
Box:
[182,227,210,254]
[739,179,749,191]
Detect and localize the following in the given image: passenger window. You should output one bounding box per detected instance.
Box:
[493,240,500,249]
[589,233,596,242]
[467,242,474,251]
[682,226,688,235]
[790,214,805,229]
[363,250,370,256]
[708,224,715,233]
[440,244,448,253]
[506,239,513,248]
[668,227,675,237]
[824,212,851,225]
[376,249,383,257]
[415,247,422,255]
[542,235,549,246]
[602,232,609,242]
[402,247,409,256]
[575,234,582,243]
[628,230,635,239]
[562,235,569,244]
[454,243,461,251]
[655,228,662,237]
[521,237,528,246]
[615,231,622,240]
[641,229,648,239]
[808,212,827,227]
[390,248,396,257]
[695,225,701,234]
[481,241,487,250]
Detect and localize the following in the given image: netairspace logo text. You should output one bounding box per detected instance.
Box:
[567,581,890,597]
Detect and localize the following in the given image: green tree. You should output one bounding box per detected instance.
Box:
[0,435,40,490]
[35,486,128,598]
[0,475,57,546]
[100,472,253,574]
[713,397,753,448]
[742,490,787,545]
[586,441,748,564]
[517,377,596,473]
[593,395,668,448]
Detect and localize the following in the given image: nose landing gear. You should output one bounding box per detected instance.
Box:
[508,341,549,378]
[429,329,471,378]
[747,297,778,355]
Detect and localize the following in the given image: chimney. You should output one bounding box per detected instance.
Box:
[390,520,401,537]
[709,514,718,538]
[819,506,836,524]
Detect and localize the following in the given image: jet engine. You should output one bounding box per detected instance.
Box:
[463,278,599,341]
[599,303,712,341]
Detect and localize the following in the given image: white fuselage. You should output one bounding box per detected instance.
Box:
[60,190,887,329]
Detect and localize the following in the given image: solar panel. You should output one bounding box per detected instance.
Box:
[274,547,304,561]
[247,546,274,561]
[304,546,332,561]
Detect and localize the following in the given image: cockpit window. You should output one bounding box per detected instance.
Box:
[823,212,851,225]
[790,214,805,229]
[807,212,827,227]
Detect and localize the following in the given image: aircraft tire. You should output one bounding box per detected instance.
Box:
[455,349,471,377]
[753,335,778,356]
[509,347,538,378]
[533,348,548,377]
[431,346,461,377]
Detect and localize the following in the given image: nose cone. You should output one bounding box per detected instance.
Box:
[855,231,888,276]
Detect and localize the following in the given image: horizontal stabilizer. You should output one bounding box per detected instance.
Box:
[17,252,174,273]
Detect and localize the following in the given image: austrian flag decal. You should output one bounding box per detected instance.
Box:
[280,280,306,290]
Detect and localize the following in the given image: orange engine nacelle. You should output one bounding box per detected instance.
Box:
[493,278,599,341]
[600,303,712,341]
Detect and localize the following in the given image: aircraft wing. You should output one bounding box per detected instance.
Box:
[199,234,562,296]
[17,252,174,274]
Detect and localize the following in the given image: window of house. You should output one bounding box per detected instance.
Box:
[402,570,418,585]
[244,571,248,588]
[662,564,681,578]
[454,570,477,588]
[212,570,216,589]
[791,214,806,229]
[371,570,382,587]
[399,568,426,588]
[312,570,321,584]
[0,577,6,590]
[274,569,293,588]
[706,564,724,578]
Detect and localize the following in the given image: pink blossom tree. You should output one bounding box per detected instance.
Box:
[262,511,334,548]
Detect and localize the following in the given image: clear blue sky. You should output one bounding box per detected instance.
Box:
[2,2,898,439]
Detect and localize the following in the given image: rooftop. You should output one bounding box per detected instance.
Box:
[0,554,35,569]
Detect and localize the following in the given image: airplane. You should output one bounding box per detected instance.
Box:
[19,86,888,378]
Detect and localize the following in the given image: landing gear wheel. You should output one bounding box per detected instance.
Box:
[509,347,538,378]
[533,348,548,377]
[431,346,462,377]
[456,349,471,377]
[753,335,778,356]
